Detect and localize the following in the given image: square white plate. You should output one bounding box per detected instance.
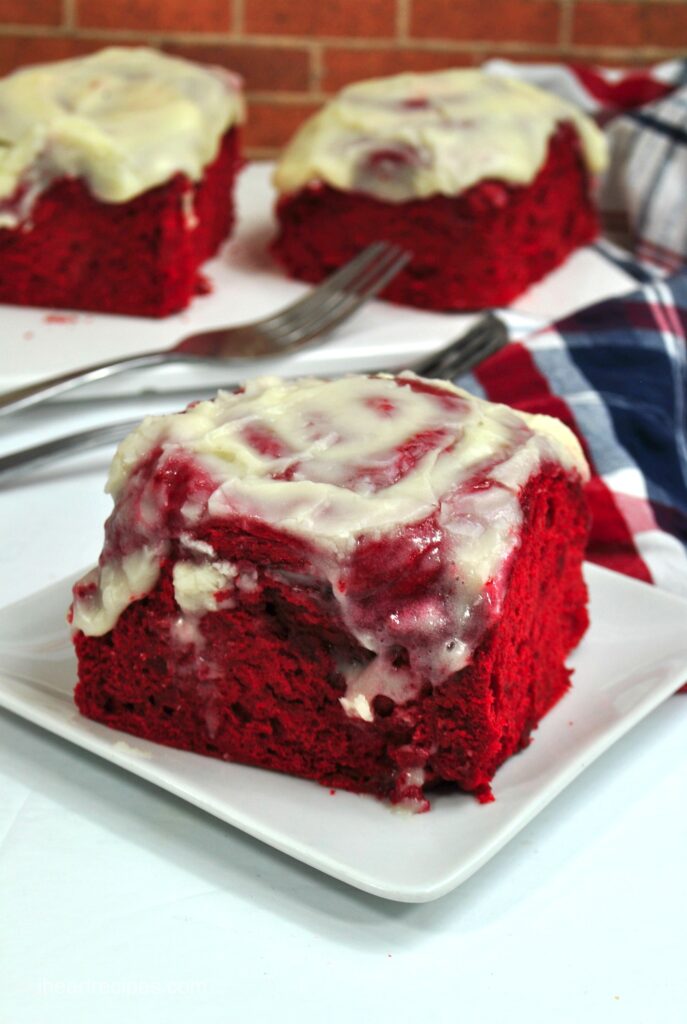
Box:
[0,562,685,903]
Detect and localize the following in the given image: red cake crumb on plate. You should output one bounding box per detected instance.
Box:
[71,374,590,811]
[272,70,607,311]
[0,48,244,318]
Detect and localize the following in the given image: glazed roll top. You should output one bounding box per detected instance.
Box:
[0,46,244,226]
[274,69,607,203]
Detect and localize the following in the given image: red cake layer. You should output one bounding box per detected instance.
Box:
[0,128,241,318]
[74,463,589,809]
[272,123,599,311]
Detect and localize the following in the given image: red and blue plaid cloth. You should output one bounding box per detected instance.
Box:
[457,270,687,598]
[458,59,687,601]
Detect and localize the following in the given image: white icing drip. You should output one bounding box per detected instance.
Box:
[401,767,426,789]
[171,614,205,649]
[180,498,206,524]
[179,533,216,557]
[236,567,259,592]
[180,186,199,230]
[71,547,161,637]
[172,560,238,614]
[339,658,422,720]
[339,693,374,723]
[274,69,607,204]
[0,47,244,227]
[391,766,430,813]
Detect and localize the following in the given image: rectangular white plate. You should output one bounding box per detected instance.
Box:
[1,164,638,397]
[0,562,685,902]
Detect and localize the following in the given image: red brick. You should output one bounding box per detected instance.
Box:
[573,2,644,47]
[0,0,63,24]
[645,2,687,47]
[573,2,687,49]
[245,0,396,38]
[165,43,311,92]
[479,47,572,63]
[323,47,477,92]
[571,46,671,67]
[244,99,320,150]
[410,0,561,44]
[76,0,231,33]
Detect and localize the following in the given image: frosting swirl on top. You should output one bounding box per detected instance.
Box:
[274,69,607,203]
[0,47,244,226]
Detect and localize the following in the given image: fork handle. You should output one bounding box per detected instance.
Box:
[0,351,175,416]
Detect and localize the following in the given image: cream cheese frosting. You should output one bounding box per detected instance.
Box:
[0,46,244,227]
[72,374,589,670]
[273,69,607,203]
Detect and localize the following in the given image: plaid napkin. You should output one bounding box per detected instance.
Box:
[455,269,687,600]
[485,58,687,272]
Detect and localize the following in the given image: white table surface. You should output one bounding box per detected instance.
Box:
[2,167,686,1024]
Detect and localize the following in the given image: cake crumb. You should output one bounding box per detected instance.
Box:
[196,272,213,295]
[44,313,78,325]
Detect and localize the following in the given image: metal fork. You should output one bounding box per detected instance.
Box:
[0,315,509,480]
[0,242,410,417]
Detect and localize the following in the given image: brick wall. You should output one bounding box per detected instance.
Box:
[0,0,683,156]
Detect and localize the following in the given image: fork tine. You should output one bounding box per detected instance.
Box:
[275,247,409,344]
[257,242,392,332]
[344,244,410,301]
[302,242,393,298]
[423,337,492,380]
[271,244,408,338]
[271,247,411,347]
[444,327,506,379]
[412,314,509,380]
